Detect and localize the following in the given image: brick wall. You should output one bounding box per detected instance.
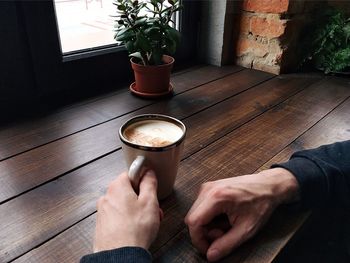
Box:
[233,0,350,74]
[235,0,290,74]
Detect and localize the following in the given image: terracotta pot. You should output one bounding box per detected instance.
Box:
[130,55,174,97]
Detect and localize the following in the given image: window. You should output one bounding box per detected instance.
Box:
[54,0,181,54]
[7,0,200,103]
[54,0,115,53]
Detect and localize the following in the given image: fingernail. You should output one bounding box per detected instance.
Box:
[207,248,220,262]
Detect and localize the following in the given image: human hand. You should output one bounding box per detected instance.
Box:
[185,168,299,262]
[93,170,161,252]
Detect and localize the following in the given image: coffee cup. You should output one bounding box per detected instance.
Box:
[119,114,186,199]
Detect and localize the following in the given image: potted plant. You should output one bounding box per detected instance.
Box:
[114,0,183,98]
[299,7,350,74]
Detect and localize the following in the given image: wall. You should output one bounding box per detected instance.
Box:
[198,0,227,66]
[328,0,350,14]
[233,0,350,74]
[0,1,36,106]
[234,0,301,74]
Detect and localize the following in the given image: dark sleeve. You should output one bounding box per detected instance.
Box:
[80,247,152,263]
[272,140,350,209]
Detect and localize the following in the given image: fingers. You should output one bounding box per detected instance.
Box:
[206,222,247,262]
[185,183,211,219]
[188,225,210,254]
[185,199,223,254]
[186,198,222,227]
[108,172,132,192]
[207,228,225,241]
[139,169,158,202]
[206,214,231,231]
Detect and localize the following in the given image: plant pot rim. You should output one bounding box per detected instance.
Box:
[129,82,173,98]
[130,55,175,68]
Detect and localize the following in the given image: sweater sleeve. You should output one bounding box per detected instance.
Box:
[272,140,350,209]
[80,247,152,263]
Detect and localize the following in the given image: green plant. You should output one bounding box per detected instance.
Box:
[114,0,183,66]
[300,7,350,73]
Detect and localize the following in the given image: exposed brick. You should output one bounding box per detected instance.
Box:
[234,0,319,74]
[240,13,251,33]
[243,0,289,14]
[268,38,283,54]
[236,53,255,69]
[255,35,269,45]
[253,60,280,74]
[236,37,269,57]
[251,15,287,38]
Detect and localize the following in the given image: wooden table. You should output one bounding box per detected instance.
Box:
[0,65,349,263]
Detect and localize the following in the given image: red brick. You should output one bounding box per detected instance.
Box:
[236,37,269,57]
[243,0,289,14]
[240,13,251,33]
[251,16,286,38]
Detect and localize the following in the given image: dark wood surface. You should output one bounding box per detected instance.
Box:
[1,65,349,263]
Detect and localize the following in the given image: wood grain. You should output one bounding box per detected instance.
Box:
[0,69,272,203]
[181,75,318,157]
[153,81,350,263]
[10,77,350,263]
[0,65,243,161]
[0,69,279,262]
[154,76,350,254]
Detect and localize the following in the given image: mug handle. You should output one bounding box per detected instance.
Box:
[128,155,146,192]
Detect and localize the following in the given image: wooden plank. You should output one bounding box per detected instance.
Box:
[152,211,311,263]
[2,74,315,262]
[0,69,273,203]
[153,79,350,263]
[10,76,348,263]
[181,74,318,157]
[0,65,243,161]
[233,83,350,262]
[212,96,350,263]
[153,77,350,253]
[0,69,280,262]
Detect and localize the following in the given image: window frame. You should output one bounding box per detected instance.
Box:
[17,0,201,99]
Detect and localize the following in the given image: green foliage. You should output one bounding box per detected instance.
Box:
[300,7,350,74]
[113,0,183,66]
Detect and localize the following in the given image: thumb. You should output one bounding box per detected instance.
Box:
[206,224,246,262]
[139,170,158,201]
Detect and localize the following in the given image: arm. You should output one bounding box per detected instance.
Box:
[273,140,350,209]
[80,170,161,263]
[185,140,350,262]
[80,247,152,263]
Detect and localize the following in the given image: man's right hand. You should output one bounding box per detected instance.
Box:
[94,170,161,253]
[185,168,299,262]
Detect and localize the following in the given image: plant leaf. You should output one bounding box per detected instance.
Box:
[115,29,135,42]
[151,49,163,65]
[343,23,350,39]
[135,17,147,26]
[125,41,135,53]
[166,26,181,44]
[129,52,144,61]
[165,37,176,54]
[135,32,152,52]
[145,26,160,39]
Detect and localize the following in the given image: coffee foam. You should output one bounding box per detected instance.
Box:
[123,119,183,147]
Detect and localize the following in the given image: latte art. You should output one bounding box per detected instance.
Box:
[123,120,184,147]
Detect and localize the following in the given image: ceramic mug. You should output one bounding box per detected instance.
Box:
[119,114,186,199]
